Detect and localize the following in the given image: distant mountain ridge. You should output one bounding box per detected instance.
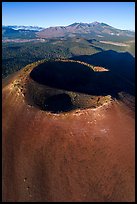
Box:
[2,22,135,40]
[37,22,135,39]
[2,25,44,31]
[2,25,44,39]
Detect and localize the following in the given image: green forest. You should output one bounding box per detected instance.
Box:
[2,38,135,78]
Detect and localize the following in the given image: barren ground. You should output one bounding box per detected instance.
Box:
[2,61,135,202]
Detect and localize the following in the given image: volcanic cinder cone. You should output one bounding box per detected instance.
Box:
[2,60,135,202]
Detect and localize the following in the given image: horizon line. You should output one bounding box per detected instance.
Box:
[2,22,135,32]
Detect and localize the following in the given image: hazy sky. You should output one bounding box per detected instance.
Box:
[2,2,135,30]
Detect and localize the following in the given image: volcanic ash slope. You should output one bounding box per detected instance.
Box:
[2,60,135,202]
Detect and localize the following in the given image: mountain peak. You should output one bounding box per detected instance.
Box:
[68,22,79,26]
[100,22,110,27]
[91,21,100,25]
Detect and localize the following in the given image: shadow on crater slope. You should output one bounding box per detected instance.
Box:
[70,50,135,91]
[30,60,93,90]
[30,55,134,97]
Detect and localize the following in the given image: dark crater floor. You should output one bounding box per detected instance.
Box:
[30,60,134,96]
[43,93,74,113]
[29,60,92,91]
[27,60,134,113]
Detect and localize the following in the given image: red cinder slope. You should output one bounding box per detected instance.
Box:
[2,61,135,202]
